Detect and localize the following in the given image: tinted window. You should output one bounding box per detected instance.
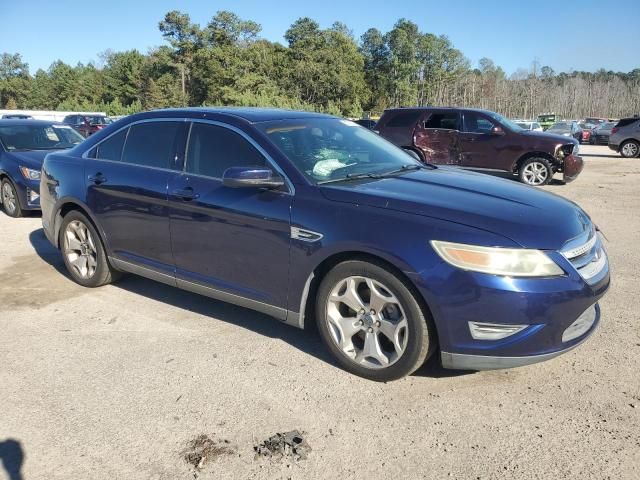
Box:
[384,111,422,128]
[186,123,265,178]
[95,129,127,161]
[122,122,182,169]
[0,124,83,151]
[463,112,495,133]
[424,113,459,130]
[616,118,639,128]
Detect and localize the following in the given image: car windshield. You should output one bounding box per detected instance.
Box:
[538,115,555,122]
[0,124,84,151]
[87,116,111,125]
[549,123,570,131]
[257,118,424,184]
[515,122,531,129]
[486,111,523,131]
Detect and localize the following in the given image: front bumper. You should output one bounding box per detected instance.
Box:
[441,304,600,370]
[562,154,583,183]
[8,177,41,211]
[411,241,610,371]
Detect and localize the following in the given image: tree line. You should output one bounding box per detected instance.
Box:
[1,10,639,119]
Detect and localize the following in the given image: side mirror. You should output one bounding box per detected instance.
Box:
[222,166,285,189]
[491,126,505,135]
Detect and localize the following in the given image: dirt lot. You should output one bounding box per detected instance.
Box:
[1,145,639,479]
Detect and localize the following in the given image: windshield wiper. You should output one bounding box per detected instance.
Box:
[377,164,430,177]
[317,172,383,185]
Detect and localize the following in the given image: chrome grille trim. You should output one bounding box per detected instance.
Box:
[578,250,608,281]
[562,234,597,259]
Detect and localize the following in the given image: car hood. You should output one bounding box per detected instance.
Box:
[319,167,592,250]
[522,130,575,143]
[2,150,53,170]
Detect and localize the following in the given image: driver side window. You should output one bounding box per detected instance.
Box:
[186,123,266,179]
[463,112,495,134]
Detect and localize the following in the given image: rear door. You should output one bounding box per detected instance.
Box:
[86,120,186,277]
[168,121,292,311]
[413,111,460,164]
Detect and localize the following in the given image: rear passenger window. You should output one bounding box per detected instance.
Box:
[384,111,422,128]
[121,122,182,169]
[186,123,265,178]
[424,113,459,130]
[95,129,127,161]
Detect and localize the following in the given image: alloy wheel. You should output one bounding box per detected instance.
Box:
[522,161,549,185]
[326,276,409,369]
[622,142,639,158]
[2,182,17,215]
[64,220,98,279]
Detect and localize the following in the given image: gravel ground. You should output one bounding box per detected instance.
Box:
[0,145,638,479]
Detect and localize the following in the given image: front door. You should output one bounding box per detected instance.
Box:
[86,120,186,276]
[458,111,501,169]
[413,111,460,164]
[168,121,292,311]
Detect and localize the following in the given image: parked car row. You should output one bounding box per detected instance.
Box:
[1,107,611,381]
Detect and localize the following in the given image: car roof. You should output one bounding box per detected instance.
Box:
[382,106,498,116]
[0,119,65,127]
[139,107,335,123]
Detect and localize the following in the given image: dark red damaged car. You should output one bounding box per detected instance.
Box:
[376,107,583,186]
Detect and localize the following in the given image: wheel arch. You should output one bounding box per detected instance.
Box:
[52,198,108,251]
[513,151,556,173]
[295,251,437,343]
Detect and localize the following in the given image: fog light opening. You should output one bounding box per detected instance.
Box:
[468,322,528,341]
[562,304,597,343]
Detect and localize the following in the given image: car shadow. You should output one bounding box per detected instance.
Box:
[28,227,471,380]
[582,153,620,159]
[0,439,24,480]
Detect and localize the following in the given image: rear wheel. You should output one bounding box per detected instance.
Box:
[1,179,24,218]
[519,157,553,186]
[620,140,640,158]
[316,260,435,381]
[59,211,120,287]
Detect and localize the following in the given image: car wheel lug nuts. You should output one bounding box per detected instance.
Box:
[359,320,364,326]
[368,327,373,333]
[376,321,381,327]
[370,309,375,315]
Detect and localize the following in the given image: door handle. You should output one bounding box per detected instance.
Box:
[88,173,107,185]
[172,187,199,201]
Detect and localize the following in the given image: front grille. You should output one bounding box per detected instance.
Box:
[561,233,608,285]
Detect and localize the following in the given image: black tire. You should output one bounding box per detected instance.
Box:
[620,140,640,158]
[518,157,553,186]
[315,259,435,381]
[1,178,24,218]
[59,210,120,287]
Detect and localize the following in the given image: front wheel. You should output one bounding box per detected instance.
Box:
[59,211,120,287]
[1,179,24,218]
[519,157,553,186]
[620,140,640,158]
[316,260,435,381]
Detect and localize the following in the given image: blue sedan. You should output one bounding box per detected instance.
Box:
[39,108,610,381]
[0,119,83,217]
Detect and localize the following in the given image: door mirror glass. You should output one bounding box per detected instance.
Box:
[222,167,284,189]
[491,126,505,135]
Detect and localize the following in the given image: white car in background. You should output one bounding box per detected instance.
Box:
[514,120,544,132]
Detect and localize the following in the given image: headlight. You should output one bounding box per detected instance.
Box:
[431,240,564,277]
[20,167,41,180]
[573,143,580,155]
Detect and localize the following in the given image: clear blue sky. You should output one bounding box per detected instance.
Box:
[2,0,638,75]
